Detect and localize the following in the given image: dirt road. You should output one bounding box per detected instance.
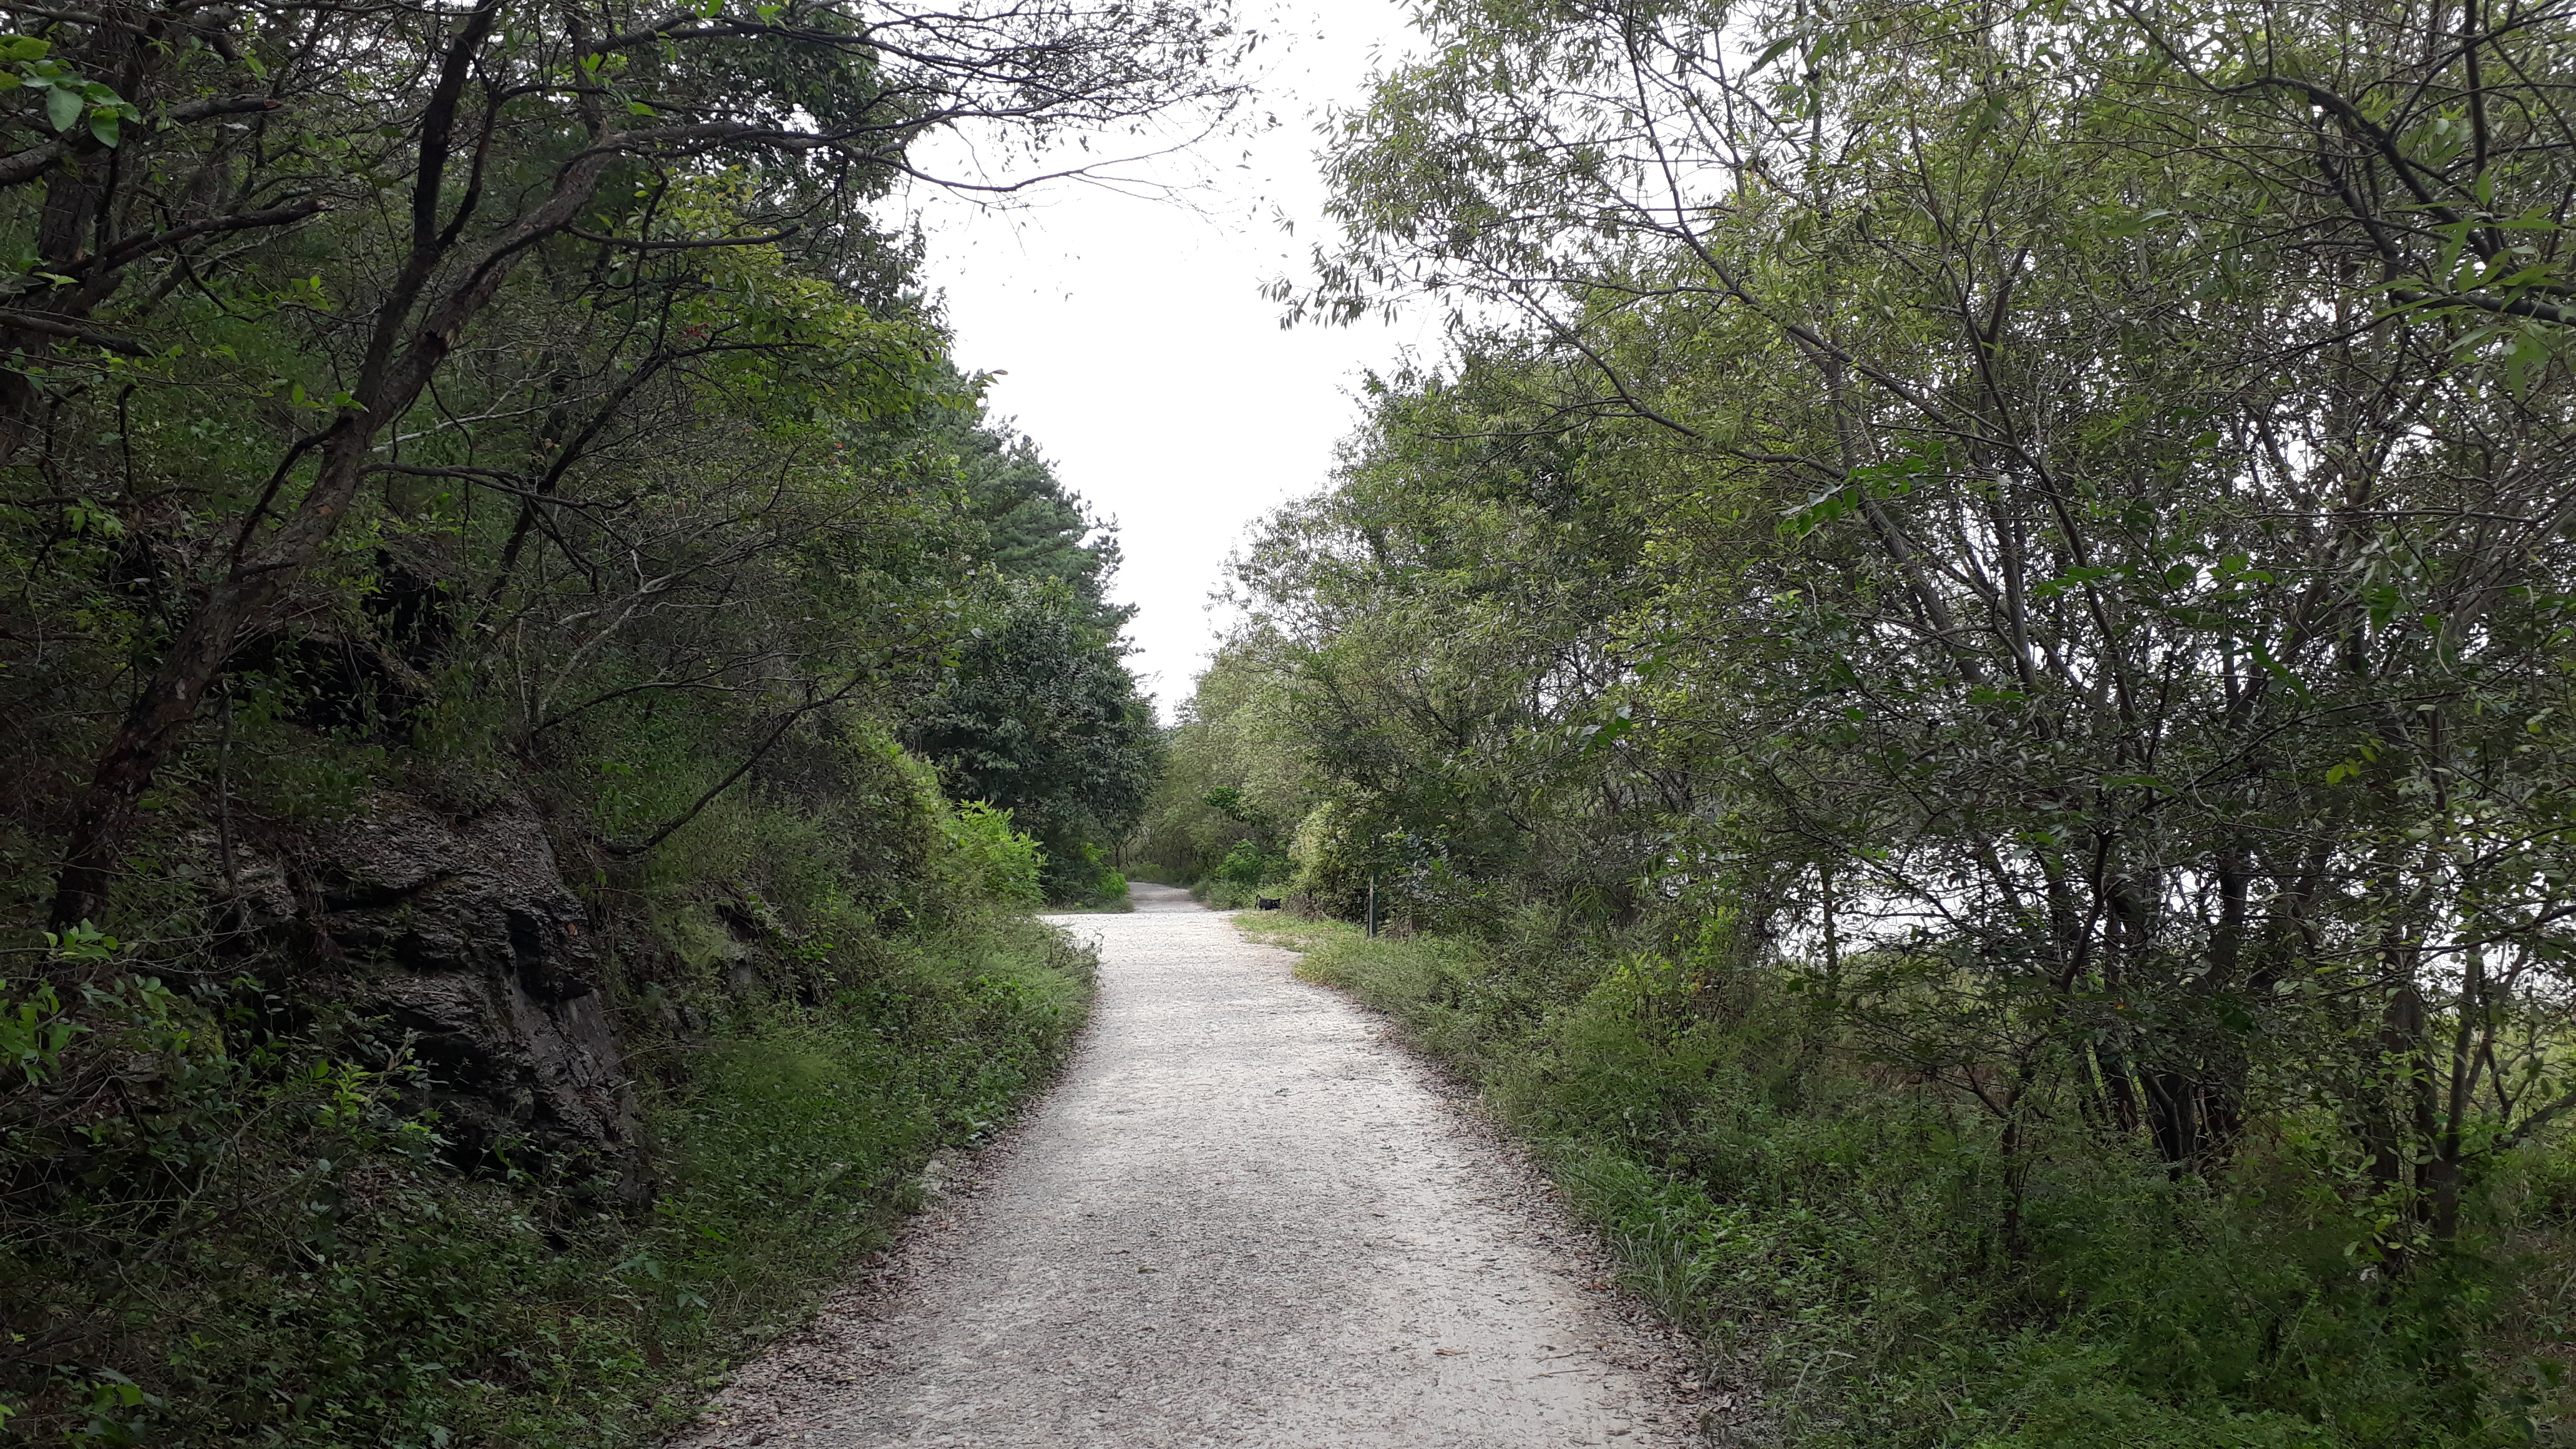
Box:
[672,884,1701,1447]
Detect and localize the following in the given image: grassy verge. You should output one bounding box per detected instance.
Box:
[4,893,1096,1447]
[555,913,1096,1441]
[1241,914,2576,1449]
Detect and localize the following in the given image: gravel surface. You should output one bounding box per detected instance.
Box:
[669,884,1711,1447]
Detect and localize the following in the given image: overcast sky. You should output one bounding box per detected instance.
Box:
[896,0,1437,720]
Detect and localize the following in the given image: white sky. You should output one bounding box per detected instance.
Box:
[898,0,1437,719]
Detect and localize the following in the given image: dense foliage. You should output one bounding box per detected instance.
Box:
[899,469,1161,902]
[897,411,1159,902]
[0,0,1204,1437]
[1151,0,2576,1438]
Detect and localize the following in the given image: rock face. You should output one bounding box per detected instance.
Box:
[300,791,637,1183]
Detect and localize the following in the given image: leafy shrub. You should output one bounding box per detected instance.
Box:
[1253,914,2563,1449]
[1032,840,1131,910]
[1214,839,1292,889]
[1190,840,1297,908]
[942,801,1045,907]
[0,794,1095,1447]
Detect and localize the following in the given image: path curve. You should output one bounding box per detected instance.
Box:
[673,884,1703,1447]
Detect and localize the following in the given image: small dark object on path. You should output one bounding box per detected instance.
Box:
[1256,895,1283,910]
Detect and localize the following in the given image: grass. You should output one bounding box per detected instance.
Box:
[1241,912,2576,1449]
[1,909,1096,1449]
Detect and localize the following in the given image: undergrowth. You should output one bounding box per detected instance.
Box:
[1245,914,2576,1449]
[1,742,1096,1448]
[1191,879,1265,910]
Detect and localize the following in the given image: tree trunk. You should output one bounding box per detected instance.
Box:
[2146,1067,2201,1169]
[49,575,275,930]
[46,99,616,929]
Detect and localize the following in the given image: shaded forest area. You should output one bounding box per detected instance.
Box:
[1138,0,2576,1441]
[0,0,1192,1440]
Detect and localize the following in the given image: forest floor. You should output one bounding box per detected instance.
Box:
[663,883,1710,1447]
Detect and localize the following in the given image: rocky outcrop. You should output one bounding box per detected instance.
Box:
[289,791,638,1186]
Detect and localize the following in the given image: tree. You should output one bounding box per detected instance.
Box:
[903,579,1161,900]
[944,407,1126,607]
[886,404,1159,900]
[3,0,1244,930]
[1272,0,2576,1251]
[1129,635,1310,884]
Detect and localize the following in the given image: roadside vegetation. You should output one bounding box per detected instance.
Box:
[1142,0,2576,1441]
[0,0,1204,1438]
[1249,912,2576,1447]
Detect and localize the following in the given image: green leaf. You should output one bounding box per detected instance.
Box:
[2032,564,2120,598]
[1581,712,1634,754]
[44,82,77,132]
[87,107,117,147]
[1749,31,1805,72]
[1961,92,2010,146]
[2245,638,2310,698]
[2365,583,2404,629]
[1779,483,1853,538]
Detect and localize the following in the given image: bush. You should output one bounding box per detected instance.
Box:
[1214,839,1292,889]
[1030,839,1132,910]
[943,801,1046,907]
[1249,914,2564,1449]
[1194,877,1257,910]
[0,781,1096,1447]
[1191,839,1295,908]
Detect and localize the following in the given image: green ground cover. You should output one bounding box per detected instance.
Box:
[1250,914,2576,1449]
[2,771,1096,1447]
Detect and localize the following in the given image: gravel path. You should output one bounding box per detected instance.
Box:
[671,884,1706,1448]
